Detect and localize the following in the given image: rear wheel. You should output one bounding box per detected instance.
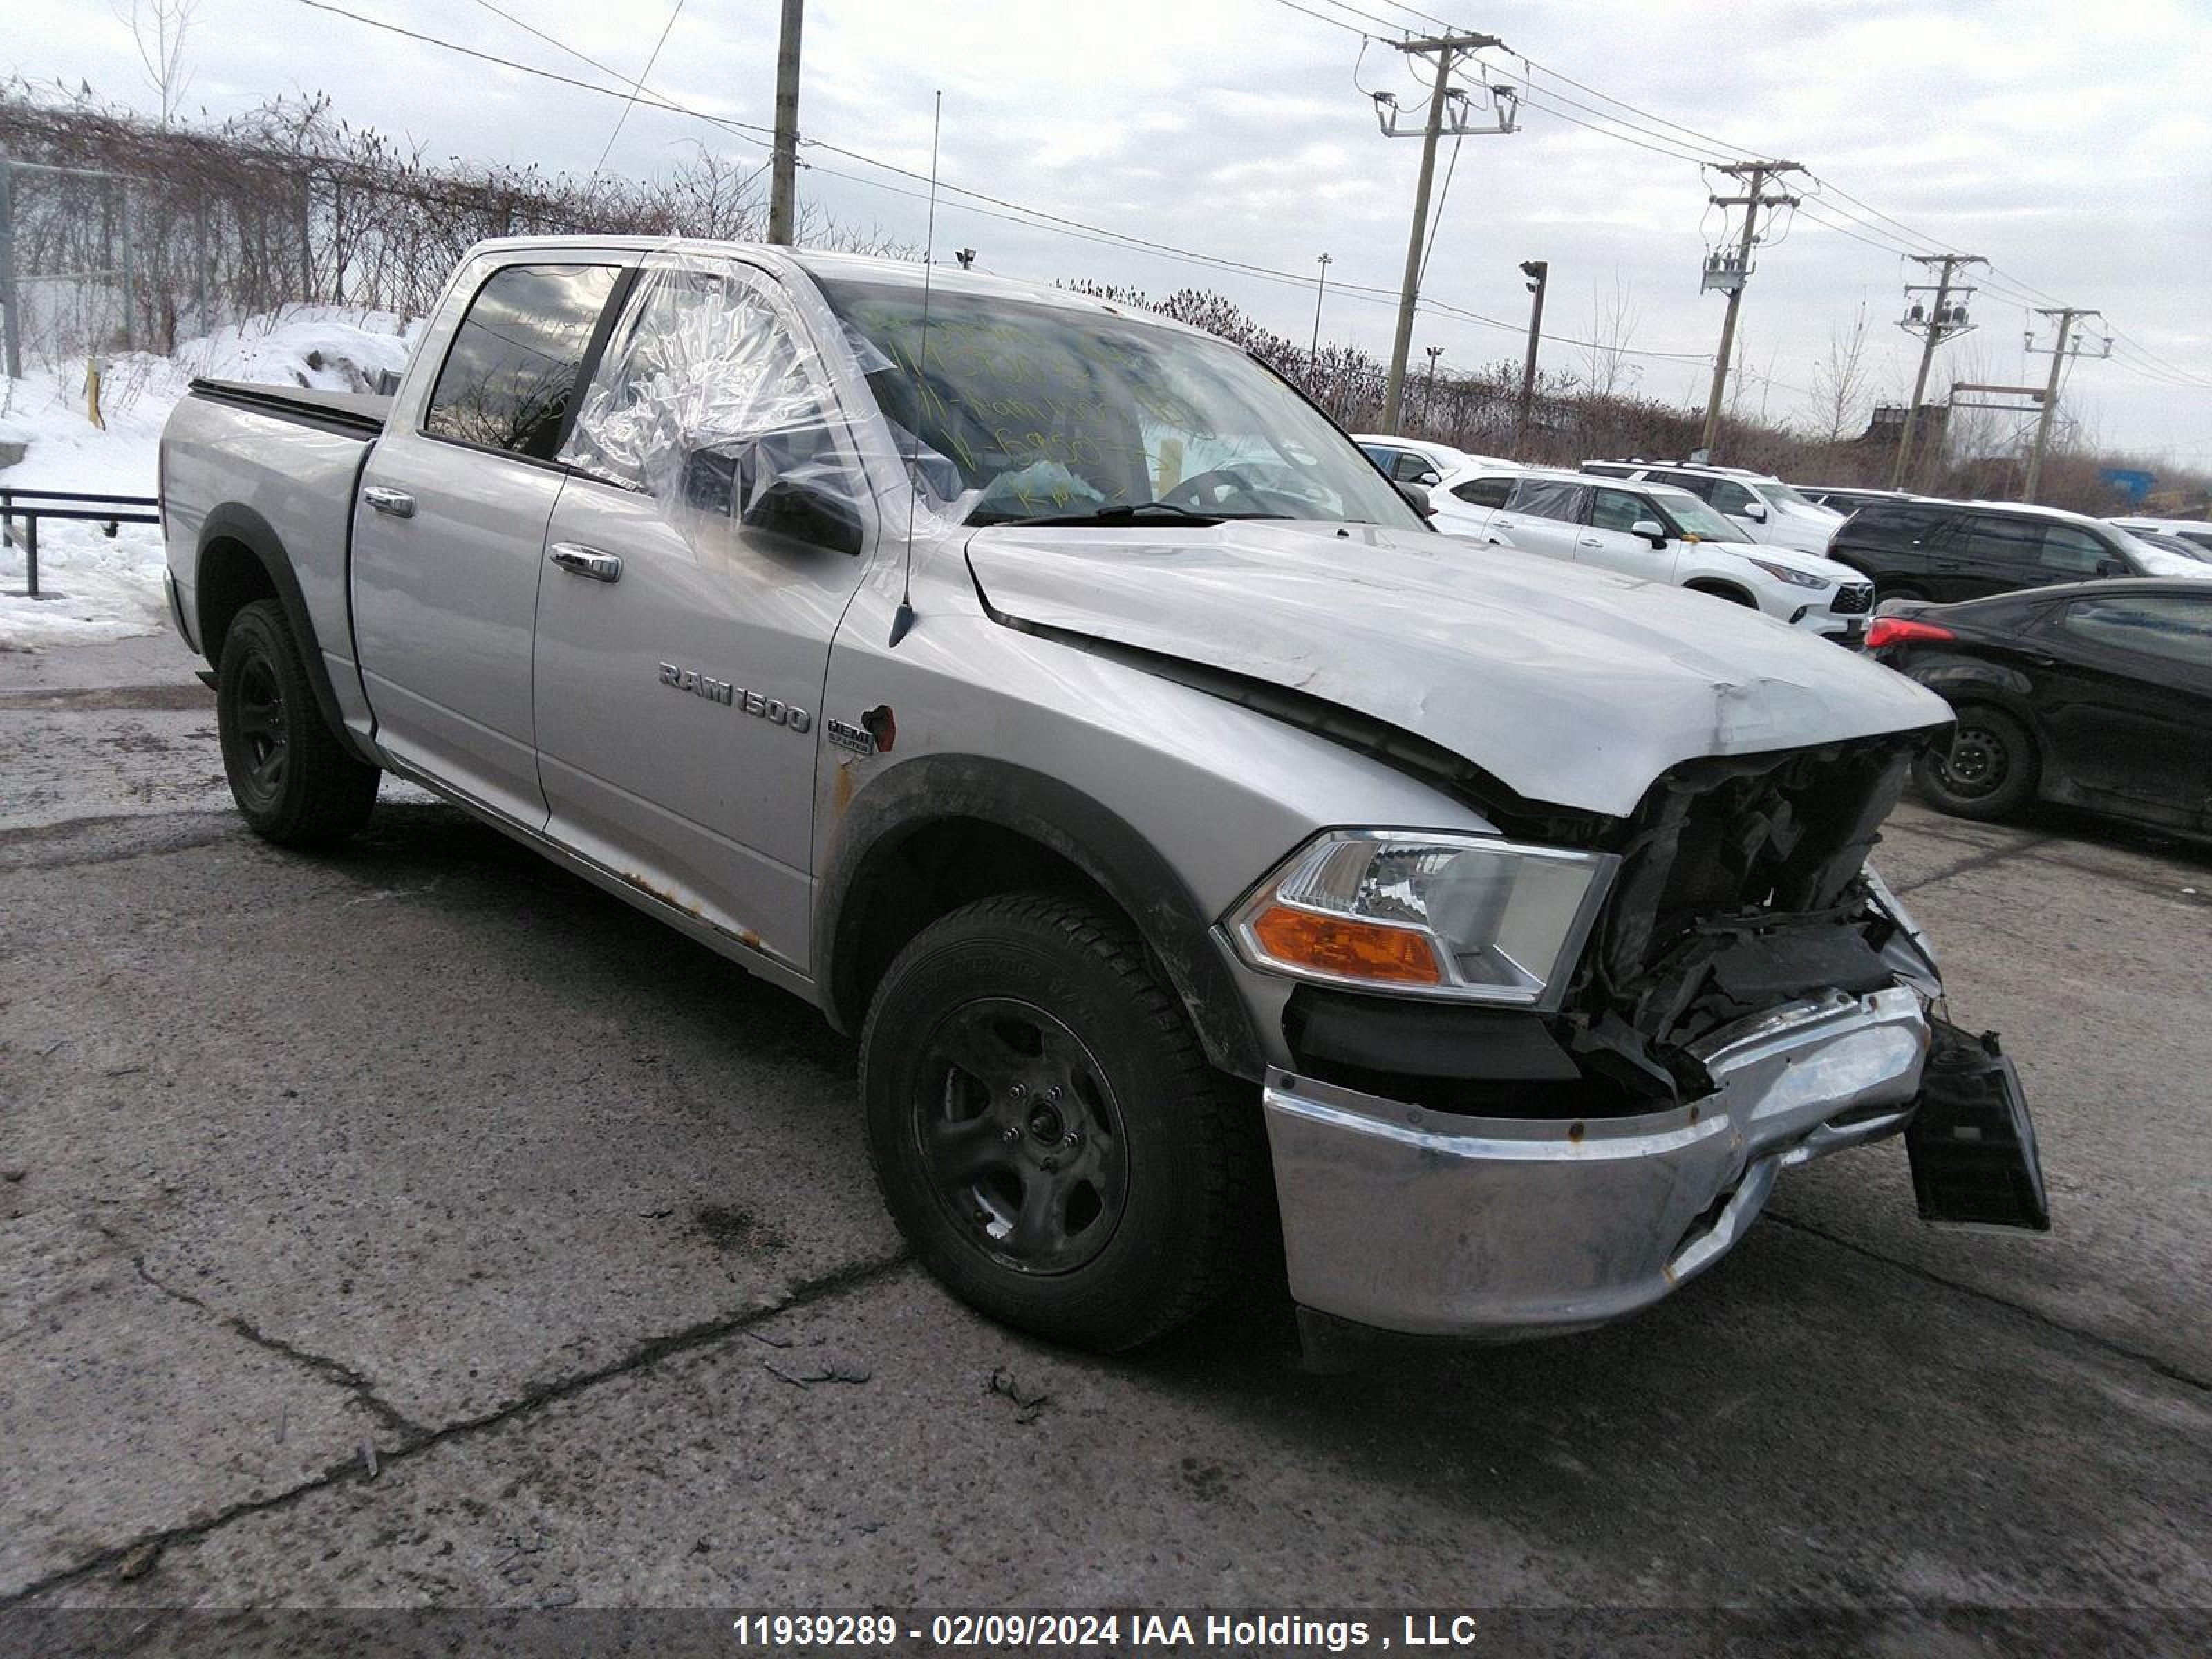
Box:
[860,892,1259,1351]
[1914,705,2040,820]
[216,599,379,845]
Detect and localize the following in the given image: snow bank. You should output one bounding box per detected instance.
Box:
[0,307,418,650]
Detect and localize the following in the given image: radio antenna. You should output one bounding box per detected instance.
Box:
[889,89,941,649]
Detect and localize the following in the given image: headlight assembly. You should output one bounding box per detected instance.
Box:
[1749,558,1833,590]
[1228,830,1617,1006]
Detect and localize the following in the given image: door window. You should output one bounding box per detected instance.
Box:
[1451,476,1514,509]
[422,263,621,460]
[2039,526,2110,575]
[1505,478,1590,522]
[1591,488,1652,533]
[1391,451,1436,482]
[561,259,848,525]
[1708,480,1756,515]
[1963,516,2046,570]
[2058,594,2212,668]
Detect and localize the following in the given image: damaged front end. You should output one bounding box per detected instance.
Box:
[1260,731,2049,1341]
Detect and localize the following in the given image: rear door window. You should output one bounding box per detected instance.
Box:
[2058,594,2212,668]
[424,263,622,460]
[1507,478,1591,522]
[1964,515,2047,571]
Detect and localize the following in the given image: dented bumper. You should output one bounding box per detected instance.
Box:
[1262,984,1931,1339]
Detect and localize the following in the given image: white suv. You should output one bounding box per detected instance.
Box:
[1584,460,1844,556]
[1355,434,1517,488]
[2108,516,2212,556]
[1439,465,1876,643]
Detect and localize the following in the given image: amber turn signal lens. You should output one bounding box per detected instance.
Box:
[1248,903,1442,985]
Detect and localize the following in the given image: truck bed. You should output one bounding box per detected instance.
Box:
[188,378,392,438]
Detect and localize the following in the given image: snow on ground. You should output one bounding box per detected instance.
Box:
[0,307,418,651]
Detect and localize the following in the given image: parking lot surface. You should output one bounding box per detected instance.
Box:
[3,638,2209,1651]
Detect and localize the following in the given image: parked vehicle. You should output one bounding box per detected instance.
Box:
[1437,465,1875,643]
[2108,515,2212,555]
[159,238,2045,1356]
[1828,498,2212,603]
[1582,460,1846,555]
[1871,582,2212,836]
[1800,485,1917,513]
[2128,529,2212,565]
[1353,434,1515,487]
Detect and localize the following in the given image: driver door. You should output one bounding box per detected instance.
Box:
[529,255,874,968]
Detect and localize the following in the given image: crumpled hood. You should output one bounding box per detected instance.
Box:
[966,520,1950,818]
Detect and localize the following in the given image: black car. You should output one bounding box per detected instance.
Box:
[1830,500,2163,603]
[1869,581,2212,834]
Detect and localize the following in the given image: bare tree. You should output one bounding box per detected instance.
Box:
[1578,274,1640,400]
[111,0,198,125]
[1812,299,1874,445]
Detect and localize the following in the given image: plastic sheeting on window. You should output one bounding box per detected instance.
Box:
[558,254,877,552]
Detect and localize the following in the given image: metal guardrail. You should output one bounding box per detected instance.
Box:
[1,487,160,600]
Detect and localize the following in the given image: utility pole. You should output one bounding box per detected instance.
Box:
[1309,252,1331,370]
[1371,31,1512,433]
[1891,253,1984,489]
[767,0,804,245]
[1423,345,1443,420]
[1697,159,1803,457]
[2023,306,2107,500]
[1515,257,1547,453]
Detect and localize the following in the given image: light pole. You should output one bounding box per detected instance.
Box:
[1515,258,1547,454]
[1309,252,1331,371]
[1423,345,1443,422]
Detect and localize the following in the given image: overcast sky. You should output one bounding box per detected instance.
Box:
[19,0,2212,460]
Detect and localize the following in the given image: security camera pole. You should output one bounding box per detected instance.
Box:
[1697,159,1802,456]
[1891,253,1985,489]
[1374,31,1511,433]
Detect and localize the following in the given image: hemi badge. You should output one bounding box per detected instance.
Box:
[825,718,875,756]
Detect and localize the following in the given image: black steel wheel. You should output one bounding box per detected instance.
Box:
[861,892,1262,1351]
[1913,705,2040,821]
[913,997,1128,1275]
[216,599,380,845]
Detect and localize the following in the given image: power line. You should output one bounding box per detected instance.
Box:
[588,0,687,179]
[1259,0,1382,41]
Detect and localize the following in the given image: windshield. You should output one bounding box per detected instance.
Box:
[1760,480,1833,515]
[818,279,1421,529]
[1655,492,1748,543]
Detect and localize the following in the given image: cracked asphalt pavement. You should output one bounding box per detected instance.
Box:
[3,635,2209,1652]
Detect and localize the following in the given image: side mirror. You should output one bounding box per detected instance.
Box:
[743,477,865,554]
[1743,500,1770,523]
[1395,480,1438,521]
[2096,556,2127,577]
[1630,518,1668,547]
[1417,469,1443,487]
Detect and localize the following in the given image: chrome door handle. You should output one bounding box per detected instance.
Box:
[548,543,622,583]
[362,485,415,518]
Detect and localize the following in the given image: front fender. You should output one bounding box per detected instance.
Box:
[815,753,1264,1078]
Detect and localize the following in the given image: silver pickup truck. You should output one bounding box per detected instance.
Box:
[159,238,2047,1356]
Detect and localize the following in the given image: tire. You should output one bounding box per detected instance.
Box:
[216,599,379,846]
[1913,705,2040,821]
[860,892,1260,1351]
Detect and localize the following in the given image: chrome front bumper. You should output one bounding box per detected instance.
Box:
[1262,984,1930,1339]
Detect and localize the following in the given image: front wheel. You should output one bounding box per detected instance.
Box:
[1913,705,2040,820]
[216,599,379,845]
[860,892,1260,1351]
